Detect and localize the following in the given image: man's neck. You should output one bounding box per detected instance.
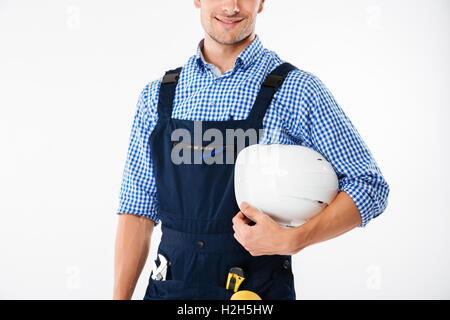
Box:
[201,33,256,74]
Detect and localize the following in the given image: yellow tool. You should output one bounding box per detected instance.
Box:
[226,267,245,292]
[230,290,262,300]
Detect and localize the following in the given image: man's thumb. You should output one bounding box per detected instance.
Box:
[239,201,264,222]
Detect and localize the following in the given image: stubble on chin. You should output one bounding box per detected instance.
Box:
[206,18,254,46]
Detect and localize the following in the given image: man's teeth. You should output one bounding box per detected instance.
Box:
[220,19,240,24]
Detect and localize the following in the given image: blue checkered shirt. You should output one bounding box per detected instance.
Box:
[117,34,389,227]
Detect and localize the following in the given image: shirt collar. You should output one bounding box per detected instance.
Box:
[195,34,264,73]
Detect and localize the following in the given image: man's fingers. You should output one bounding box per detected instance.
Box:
[239,213,253,224]
[233,216,251,235]
[239,201,264,222]
[233,211,252,225]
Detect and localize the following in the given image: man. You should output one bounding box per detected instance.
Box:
[114,0,390,300]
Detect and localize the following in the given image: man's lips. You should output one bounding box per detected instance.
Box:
[215,17,244,27]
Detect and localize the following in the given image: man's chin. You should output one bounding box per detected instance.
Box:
[210,33,249,46]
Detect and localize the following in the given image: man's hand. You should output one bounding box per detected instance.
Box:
[232,201,297,256]
[232,192,362,257]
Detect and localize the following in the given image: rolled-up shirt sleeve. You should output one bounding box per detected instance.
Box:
[299,74,390,227]
[116,79,162,224]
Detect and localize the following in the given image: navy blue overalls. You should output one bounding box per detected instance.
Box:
[144,62,298,300]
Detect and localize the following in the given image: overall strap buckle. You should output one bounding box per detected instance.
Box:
[162,72,180,84]
[262,74,285,88]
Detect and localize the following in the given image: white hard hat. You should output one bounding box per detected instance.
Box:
[234,144,339,227]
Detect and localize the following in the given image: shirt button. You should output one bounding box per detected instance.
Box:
[283,259,290,270]
[197,241,205,248]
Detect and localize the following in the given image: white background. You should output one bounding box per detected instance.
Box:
[0,0,449,299]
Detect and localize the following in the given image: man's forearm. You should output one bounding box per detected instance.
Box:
[114,213,154,300]
[289,191,362,253]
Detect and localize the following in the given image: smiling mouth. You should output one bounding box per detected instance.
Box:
[215,17,244,27]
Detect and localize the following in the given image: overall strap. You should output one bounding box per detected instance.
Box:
[247,62,298,122]
[157,66,182,119]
